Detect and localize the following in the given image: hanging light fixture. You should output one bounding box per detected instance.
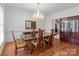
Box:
[32,3,44,21]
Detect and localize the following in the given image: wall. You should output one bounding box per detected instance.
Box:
[44,15,55,33]
[4,7,33,42]
[4,6,45,42]
[44,5,79,32]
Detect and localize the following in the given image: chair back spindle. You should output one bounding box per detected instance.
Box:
[12,30,16,42]
[38,29,43,45]
[51,29,54,39]
[32,28,36,37]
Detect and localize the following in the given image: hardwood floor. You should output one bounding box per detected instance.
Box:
[1,39,79,56]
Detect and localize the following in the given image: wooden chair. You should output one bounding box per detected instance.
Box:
[43,29,54,48]
[31,28,36,37]
[12,30,28,56]
[31,29,44,55]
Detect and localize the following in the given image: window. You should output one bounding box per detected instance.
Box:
[0,6,4,47]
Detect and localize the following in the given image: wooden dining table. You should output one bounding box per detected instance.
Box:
[23,30,57,41]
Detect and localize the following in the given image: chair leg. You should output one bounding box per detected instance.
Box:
[43,41,47,48]
[36,45,38,56]
[43,41,46,48]
[31,44,34,52]
[24,47,28,55]
[14,49,17,56]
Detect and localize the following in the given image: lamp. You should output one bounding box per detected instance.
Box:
[32,3,44,21]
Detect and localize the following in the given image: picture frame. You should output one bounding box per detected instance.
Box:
[25,20,36,29]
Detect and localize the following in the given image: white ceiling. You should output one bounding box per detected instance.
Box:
[6,3,79,15]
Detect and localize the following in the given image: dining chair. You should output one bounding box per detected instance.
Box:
[31,28,36,37]
[31,29,44,55]
[12,30,28,56]
[43,29,54,48]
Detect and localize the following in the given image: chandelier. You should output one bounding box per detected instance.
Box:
[32,3,44,21]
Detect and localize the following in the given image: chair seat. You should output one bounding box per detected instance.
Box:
[54,34,60,39]
[44,38,49,42]
[16,38,25,43]
[31,40,38,45]
[17,42,27,48]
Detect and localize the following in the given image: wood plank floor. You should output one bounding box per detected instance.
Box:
[1,40,79,56]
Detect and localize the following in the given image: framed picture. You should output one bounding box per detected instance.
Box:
[25,20,36,29]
